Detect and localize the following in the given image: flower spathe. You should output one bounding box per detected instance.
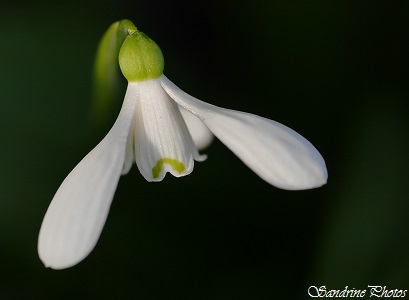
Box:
[38,21,327,270]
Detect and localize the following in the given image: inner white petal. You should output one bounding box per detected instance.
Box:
[133,79,203,182]
[179,106,213,150]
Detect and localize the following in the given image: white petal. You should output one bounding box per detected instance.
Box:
[133,79,204,182]
[122,113,135,175]
[38,84,137,269]
[160,75,327,190]
[179,106,214,150]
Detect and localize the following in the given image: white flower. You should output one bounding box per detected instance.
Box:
[38,23,327,270]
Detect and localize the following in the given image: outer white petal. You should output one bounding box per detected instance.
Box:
[38,84,137,269]
[133,79,205,182]
[122,112,135,175]
[160,75,327,190]
[179,106,214,150]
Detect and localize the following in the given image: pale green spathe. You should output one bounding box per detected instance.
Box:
[91,19,138,125]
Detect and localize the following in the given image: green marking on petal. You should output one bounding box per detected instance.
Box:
[152,158,185,179]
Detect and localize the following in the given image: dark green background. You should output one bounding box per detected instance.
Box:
[1,0,408,298]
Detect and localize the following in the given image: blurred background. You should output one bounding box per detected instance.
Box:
[1,0,408,298]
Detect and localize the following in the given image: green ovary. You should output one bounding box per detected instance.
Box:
[119,31,164,82]
[152,158,185,178]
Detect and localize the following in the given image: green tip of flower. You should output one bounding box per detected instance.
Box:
[119,30,164,82]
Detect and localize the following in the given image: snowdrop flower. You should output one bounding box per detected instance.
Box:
[38,20,327,269]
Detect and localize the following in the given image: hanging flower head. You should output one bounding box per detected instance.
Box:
[38,20,327,269]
